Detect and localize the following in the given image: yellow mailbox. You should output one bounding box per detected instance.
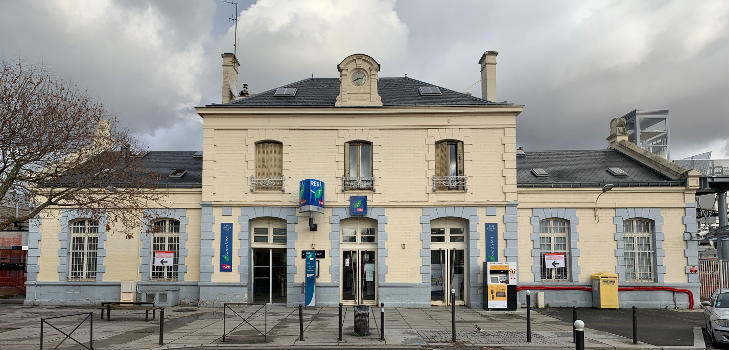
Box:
[591,272,619,308]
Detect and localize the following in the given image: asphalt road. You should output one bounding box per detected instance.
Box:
[536,307,704,346]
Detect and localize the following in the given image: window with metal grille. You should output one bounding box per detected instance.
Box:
[343,141,374,191]
[151,219,180,281]
[69,219,99,281]
[539,218,569,281]
[623,218,655,281]
[251,218,287,246]
[434,140,465,191]
[253,141,284,191]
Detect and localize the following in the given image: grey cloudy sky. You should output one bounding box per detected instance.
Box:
[1,0,727,159]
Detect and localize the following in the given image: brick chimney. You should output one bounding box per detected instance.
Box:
[221,53,239,104]
[478,51,498,102]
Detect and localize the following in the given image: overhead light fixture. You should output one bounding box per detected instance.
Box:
[594,184,614,222]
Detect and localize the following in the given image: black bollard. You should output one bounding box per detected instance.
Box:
[40,318,44,350]
[107,304,111,321]
[159,308,165,345]
[526,290,532,342]
[572,306,577,343]
[222,304,226,342]
[632,306,637,344]
[338,303,343,341]
[299,304,304,341]
[89,312,93,350]
[380,303,385,341]
[575,320,584,350]
[451,289,456,342]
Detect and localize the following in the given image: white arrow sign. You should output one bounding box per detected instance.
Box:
[544,253,565,269]
[153,251,174,267]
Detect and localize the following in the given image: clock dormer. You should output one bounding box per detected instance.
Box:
[335,54,383,107]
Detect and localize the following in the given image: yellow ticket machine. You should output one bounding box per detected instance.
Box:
[484,262,517,310]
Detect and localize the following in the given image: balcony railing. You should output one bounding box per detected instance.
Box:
[432,176,467,192]
[342,177,375,191]
[250,176,285,192]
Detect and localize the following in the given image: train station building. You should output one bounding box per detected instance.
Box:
[25,52,702,309]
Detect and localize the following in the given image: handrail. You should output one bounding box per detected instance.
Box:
[516,285,695,309]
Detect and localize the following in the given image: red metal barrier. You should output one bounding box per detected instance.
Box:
[516,285,695,309]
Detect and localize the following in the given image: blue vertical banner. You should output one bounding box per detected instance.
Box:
[220,223,233,272]
[485,223,498,262]
[305,251,316,306]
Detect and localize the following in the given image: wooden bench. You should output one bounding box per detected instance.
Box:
[99,302,156,321]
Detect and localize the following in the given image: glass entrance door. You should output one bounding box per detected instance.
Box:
[252,248,287,303]
[341,249,376,305]
[430,248,465,306]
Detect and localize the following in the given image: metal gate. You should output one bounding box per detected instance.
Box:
[700,258,729,299]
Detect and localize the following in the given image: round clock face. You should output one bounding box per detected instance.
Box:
[351,70,367,86]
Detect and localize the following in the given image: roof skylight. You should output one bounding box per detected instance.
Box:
[274,87,297,97]
[531,168,548,177]
[607,167,628,177]
[418,86,442,96]
[192,151,203,158]
[169,169,187,178]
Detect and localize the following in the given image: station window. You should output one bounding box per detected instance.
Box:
[251,218,287,246]
[150,219,180,281]
[343,141,374,191]
[434,140,465,191]
[68,219,99,281]
[539,218,569,281]
[253,141,283,191]
[341,218,377,244]
[623,218,655,282]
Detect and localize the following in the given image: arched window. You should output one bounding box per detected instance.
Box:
[251,218,287,246]
[434,140,465,191]
[623,218,655,281]
[539,218,569,281]
[151,219,180,281]
[344,141,373,190]
[341,218,377,244]
[69,219,99,280]
[252,141,283,191]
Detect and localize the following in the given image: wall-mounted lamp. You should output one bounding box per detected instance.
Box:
[594,183,614,222]
[401,243,406,250]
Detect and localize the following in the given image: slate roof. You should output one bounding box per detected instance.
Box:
[136,151,202,188]
[517,150,683,187]
[208,77,503,107]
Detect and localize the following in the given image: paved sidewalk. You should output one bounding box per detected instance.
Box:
[0,304,705,349]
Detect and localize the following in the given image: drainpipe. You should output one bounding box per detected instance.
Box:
[718,192,729,260]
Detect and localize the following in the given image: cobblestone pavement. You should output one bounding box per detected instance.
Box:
[0,304,705,349]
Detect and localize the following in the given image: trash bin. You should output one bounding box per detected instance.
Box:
[353,305,370,336]
[591,272,619,308]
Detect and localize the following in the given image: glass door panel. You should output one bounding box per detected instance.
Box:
[361,250,376,301]
[271,248,287,303]
[252,248,270,303]
[342,250,357,302]
[431,250,445,303]
[451,249,465,302]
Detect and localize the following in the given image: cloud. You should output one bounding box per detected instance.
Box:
[0,0,214,151]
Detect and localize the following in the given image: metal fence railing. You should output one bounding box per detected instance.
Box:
[40,312,94,350]
[699,258,729,299]
[222,303,267,343]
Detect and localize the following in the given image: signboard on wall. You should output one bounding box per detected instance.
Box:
[305,251,316,306]
[153,251,173,267]
[544,253,565,269]
[485,223,498,262]
[349,196,367,216]
[220,223,233,272]
[299,179,325,213]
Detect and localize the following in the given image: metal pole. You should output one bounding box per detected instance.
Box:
[222,304,226,342]
[338,303,343,341]
[632,306,637,344]
[40,318,44,350]
[299,304,304,341]
[89,312,94,350]
[572,306,577,343]
[380,302,385,341]
[451,289,456,342]
[159,308,164,345]
[526,290,532,342]
[264,304,267,343]
[575,320,584,350]
[107,304,110,321]
[718,192,729,260]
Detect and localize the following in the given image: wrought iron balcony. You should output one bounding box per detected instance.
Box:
[250,176,285,192]
[342,177,375,191]
[432,176,467,192]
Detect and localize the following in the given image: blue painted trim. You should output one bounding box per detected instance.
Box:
[199,204,215,282]
[504,202,519,267]
[614,208,665,283]
[421,206,480,308]
[530,208,580,282]
[139,209,189,282]
[329,207,388,286]
[58,209,107,282]
[26,216,42,281]
[683,202,699,284]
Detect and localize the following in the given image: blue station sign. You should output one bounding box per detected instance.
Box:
[299,179,325,213]
[485,223,498,262]
[305,251,316,306]
[349,196,367,216]
[220,223,233,272]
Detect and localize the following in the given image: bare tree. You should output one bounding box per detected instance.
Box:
[0,60,162,237]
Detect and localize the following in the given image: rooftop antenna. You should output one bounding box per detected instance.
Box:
[224,1,239,56]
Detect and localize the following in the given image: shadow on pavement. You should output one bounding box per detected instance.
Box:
[536,307,703,346]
